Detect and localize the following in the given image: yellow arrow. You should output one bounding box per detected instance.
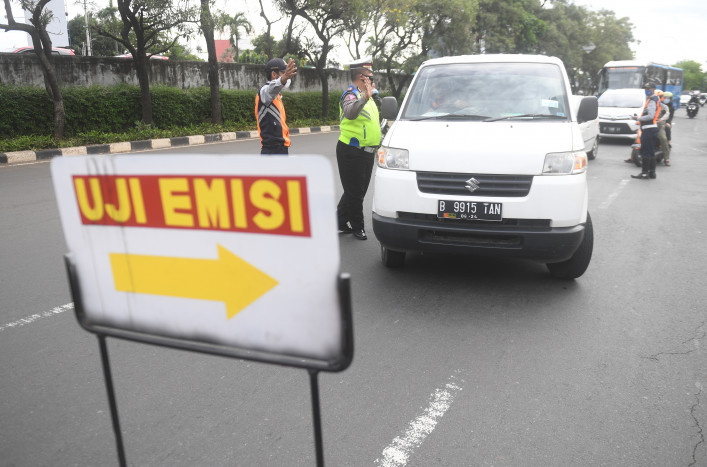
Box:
[110,245,277,319]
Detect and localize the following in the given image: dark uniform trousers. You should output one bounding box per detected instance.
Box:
[336,140,376,231]
[261,144,289,155]
[641,126,659,160]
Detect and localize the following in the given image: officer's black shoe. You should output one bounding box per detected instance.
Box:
[631,172,649,179]
[649,172,656,179]
[353,229,367,240]
[338,222,353,234]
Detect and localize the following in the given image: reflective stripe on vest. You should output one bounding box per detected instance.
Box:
[641,95,660,125]
[338,87,381,148]
[255,93,290,148]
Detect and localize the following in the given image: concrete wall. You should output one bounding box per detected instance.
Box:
[0,54,393,93]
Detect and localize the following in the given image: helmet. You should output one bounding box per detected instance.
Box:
[663,92,673,98]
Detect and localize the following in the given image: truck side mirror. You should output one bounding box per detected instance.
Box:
[577,96,598,123]
[381,96,398,120]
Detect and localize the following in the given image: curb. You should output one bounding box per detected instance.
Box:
[0,125,340,165]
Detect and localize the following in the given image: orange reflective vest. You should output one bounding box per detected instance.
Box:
[255,93,290,148]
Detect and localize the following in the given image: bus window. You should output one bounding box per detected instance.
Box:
[646,65,665,87]
[598,67,644,94]
[665,69,684,96]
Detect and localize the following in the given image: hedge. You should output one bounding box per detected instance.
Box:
[0,84,345,138]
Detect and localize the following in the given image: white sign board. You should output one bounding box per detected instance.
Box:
[51,154,347,365]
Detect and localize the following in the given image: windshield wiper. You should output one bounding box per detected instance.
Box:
[484,114,566,122]
[410,113,490,121]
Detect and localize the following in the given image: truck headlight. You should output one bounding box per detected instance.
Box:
[377,146,409,170]
[543,151,587,175]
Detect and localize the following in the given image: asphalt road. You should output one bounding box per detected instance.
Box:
[1,108,706,466]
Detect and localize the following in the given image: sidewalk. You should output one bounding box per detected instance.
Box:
[0,125,340,165]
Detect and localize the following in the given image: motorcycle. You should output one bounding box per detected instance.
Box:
[687,99,699,118]
[630,127,664,167]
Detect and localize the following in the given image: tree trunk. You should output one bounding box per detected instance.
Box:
[200,0,222,123]
[135,57,153,124]
[34,37,65,139]
[317,49,330,118]
[318,67,329,118]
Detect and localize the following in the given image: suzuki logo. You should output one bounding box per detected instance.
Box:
[465,177,480,193]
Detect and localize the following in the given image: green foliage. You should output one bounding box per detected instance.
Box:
[238,50,269,64]
[167,42,202,61]
[673,60,706,91]
[0,86,54,136]
[151,86,211,126]
[68,13,121,56]
[0,84,341,152]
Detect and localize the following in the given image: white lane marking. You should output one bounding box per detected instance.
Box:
[375,373,463,467]
[0,303,73,332]
[597,179,629,210]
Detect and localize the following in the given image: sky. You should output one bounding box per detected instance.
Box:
[5,0,707,69]
[572,0,707,68]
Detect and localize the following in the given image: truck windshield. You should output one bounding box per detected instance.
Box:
[401,62,569,122]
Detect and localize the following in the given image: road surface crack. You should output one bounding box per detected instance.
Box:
[644,321,706,362]
[689,384,704,467]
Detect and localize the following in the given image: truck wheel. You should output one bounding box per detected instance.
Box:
[546,213,593,280]
[587,137,599,160]
[381,246,405,268]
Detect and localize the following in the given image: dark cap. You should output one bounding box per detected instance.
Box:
[643,82,656,90]
[265,58,287,74]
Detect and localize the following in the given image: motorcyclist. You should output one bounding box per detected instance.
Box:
[686,90,701,118]
[662,91,676,163]
[655,91,671,166]
[687,90,701,106]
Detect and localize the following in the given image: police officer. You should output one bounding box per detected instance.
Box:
[631,82,660,180]
[255,57,297,155]
[336,57,381,240]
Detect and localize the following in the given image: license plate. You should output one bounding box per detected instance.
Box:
[437,200,502,221]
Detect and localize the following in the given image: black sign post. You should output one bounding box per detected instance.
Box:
[65,256,353,467]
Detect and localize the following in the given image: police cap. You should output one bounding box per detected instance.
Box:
[349,56,373,71]
[643,82,656,90]
[265,58,287,75]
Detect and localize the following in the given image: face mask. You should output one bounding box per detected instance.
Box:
[645,90,653,97]
[283,79,291,89]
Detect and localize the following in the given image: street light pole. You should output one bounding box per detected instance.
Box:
[83,0,92,56]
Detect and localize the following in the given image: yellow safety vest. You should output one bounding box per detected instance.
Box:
[338,87,381,148]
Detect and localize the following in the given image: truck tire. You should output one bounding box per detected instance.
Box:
[546,213,593,280]
[587,137,599,160]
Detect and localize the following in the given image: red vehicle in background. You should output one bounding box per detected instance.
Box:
[5,46,75,55]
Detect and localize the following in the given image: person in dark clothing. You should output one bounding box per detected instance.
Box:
[631,82,660,180]
[255,57,297,155]
[336,57,382,240]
